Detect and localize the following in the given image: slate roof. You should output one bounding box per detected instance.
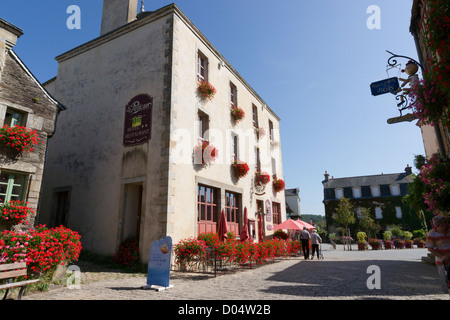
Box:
[322,172,413,189]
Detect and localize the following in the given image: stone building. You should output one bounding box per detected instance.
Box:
[0,18,64,227]
[39,1,286,261]
[322,166,426,235]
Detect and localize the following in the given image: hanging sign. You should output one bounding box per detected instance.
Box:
[387,113,416,124]
[145,236,173,290]
[370,77,400,96]
[123,94,152,146]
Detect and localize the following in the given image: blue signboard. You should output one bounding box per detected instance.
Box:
[146,236,172,289]
[370,77,400,96]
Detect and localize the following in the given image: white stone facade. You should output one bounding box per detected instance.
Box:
[40,3,285,262]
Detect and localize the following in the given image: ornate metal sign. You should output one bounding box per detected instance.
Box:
[123,94,152,146]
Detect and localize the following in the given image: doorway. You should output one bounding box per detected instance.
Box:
[122,183,143,241]
[256,200,264,242]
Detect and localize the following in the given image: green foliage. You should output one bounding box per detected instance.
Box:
[383,231,392,241]
[413,229,427,240]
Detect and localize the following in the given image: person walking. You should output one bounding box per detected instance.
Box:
[310,229,322,260]
[426,215,450,294]
[300,227,311,260]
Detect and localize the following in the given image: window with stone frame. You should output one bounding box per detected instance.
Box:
[0,171,27,203]
[225,191,241,235]
[197,184,219,235]
[4,108,26,127]
[197,51,208,82]
[230,82,237,107]
[272,202,281,226]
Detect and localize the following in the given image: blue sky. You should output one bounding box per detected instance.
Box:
[2,0,424,216]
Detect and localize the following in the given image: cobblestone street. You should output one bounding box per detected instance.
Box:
[21,246,449,301]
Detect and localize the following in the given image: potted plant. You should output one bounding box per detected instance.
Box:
[232,160,250,179]
[256,127,266,139]
[198,81,216,101]
[0,200,35,232]
[403,231,414,248]
[273,178,285,193]
[369,238,382,250]
[357,232,368,251]
[414,239,426,248]
[394,239,405,249]
[194,141,218,165]
[0,125,40,153]
[230,105,245,123]
[255,171,270,186]
[383,231,393,249]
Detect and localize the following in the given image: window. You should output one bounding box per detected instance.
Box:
[395,206,402,219]
[198,110,209,141]
[0,171,27,203]
[375,207,383,219]
[197,51,208,82]
[4,108,26,127]
[230,82,237,107]
[353,187,361,198]
[255,147,261,171]
[231,133,239,161]
[269,120,274,141]
[391,185,400,196]
[225,191,241,235]
[371,186,380,197]
[197,185,219,235]
[272,202,281,226]
[335,188,343,199]
[271,157,277,178]
[252,104,259,128]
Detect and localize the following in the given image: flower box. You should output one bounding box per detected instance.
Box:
[255,127,265,139]
[383,240,393,249]
[357,242,368,251]
[0,200,35,230]
[198,81,216,101]
[393,239,405,249]
[405,240,414,249]
[369,239,382,250]
[273,178,285,192]
[232,160,250,179]
[0,125,40,153]
[415,239,426,248]
[255,171,270,186]
[194,141,218,165]
[230,105,245,123]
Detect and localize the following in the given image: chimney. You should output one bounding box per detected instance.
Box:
[100,0,139,36]
[405,164,412,175]
[0,18,23,80]
[324,171,329,182]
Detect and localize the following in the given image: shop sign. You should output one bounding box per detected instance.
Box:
[123,94,152,146]
[370,77,399,96]
[146,236,172,289]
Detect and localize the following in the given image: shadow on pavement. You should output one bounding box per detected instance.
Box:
[261,259,445,298]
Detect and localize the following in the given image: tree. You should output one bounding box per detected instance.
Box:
[333,197,356,250]
[358,207,380,239]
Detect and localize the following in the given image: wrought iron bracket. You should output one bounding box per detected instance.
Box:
[386,50,424,115]
[386,50,424,72]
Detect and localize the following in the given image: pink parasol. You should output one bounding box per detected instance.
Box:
[273,219,304,230]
